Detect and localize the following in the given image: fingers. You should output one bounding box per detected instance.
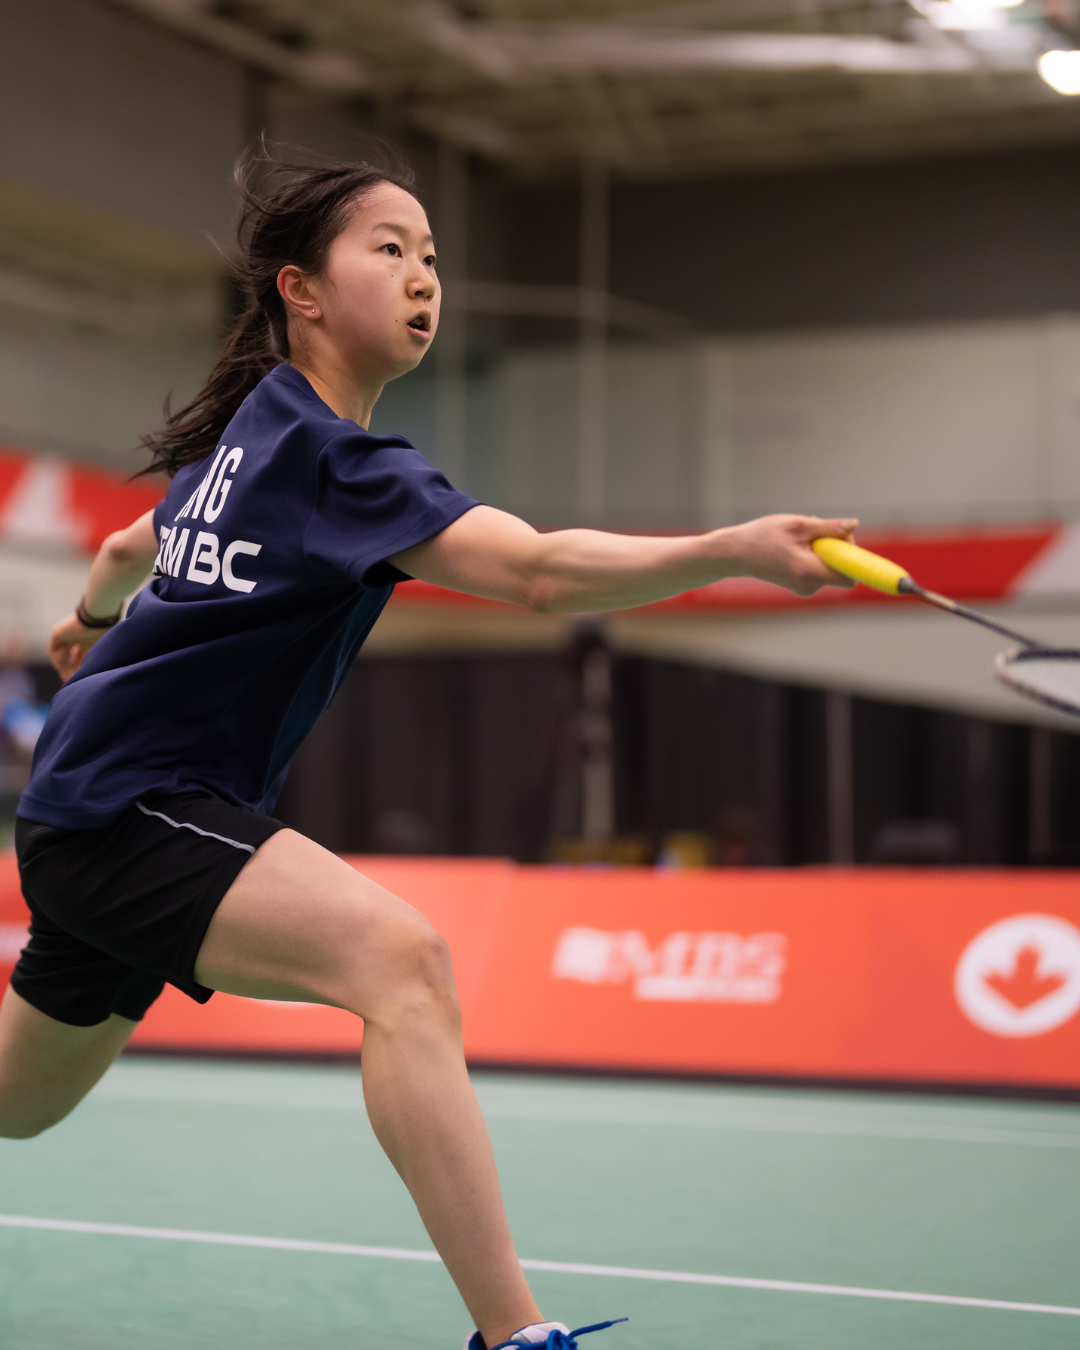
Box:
[818,569,856,590]
[795,517,859,590]
[805,552,856,590]
[48,639,83,681]
[47,613,92,679]
[800,571,851,595]
[804,516,859,541]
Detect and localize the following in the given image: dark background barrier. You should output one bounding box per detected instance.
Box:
[274,650,1080,867]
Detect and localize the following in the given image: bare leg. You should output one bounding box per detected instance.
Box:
[194,829,542,1348]
[0,983,136,1138]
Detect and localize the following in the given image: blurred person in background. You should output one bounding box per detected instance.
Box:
[0,656,51,843]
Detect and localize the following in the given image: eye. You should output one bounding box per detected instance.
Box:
[424,254,437,268]
[382,243,402,257]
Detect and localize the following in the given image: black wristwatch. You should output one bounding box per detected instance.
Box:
[75,597,122,629]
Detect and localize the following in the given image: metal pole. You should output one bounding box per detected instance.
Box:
[756,682,788,865]
[825,691,855,864]
[1028,726,1054,862]
[579,625,615,842]
[435,141,468,487]
[965,720,997,863]
[577,160,609,521]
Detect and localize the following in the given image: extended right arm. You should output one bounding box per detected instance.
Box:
[48,509,159,680]
[392,506,858,613]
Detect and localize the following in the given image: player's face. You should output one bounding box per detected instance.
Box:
[317,183,440,382]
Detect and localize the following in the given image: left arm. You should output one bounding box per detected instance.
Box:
[391,506,858,613]
[48,509,160,680]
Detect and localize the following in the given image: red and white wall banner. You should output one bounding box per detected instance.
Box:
[0,440,1076,616]
[2,854,1078,1088]
[0,446,164,556]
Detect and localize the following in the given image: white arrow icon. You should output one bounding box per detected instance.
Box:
[954,914,1080,1039]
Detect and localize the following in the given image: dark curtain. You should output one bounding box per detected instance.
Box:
[274,650,1076,866]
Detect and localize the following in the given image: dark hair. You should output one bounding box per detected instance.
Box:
[139,148,418,478]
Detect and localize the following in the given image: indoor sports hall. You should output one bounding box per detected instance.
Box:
[1,3,1080,1349]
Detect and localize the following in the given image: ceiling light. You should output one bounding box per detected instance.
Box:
[923,2,999,29]
[917,0,1020,28]
[1039,48,1080,93]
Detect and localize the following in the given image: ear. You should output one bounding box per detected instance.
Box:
[277,265,320,320]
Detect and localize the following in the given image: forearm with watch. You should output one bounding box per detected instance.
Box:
[76,526,157,628]
[47,510,160,679]
[75,596,123,629]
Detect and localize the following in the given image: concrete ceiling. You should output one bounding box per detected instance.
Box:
[108,0,1080,178]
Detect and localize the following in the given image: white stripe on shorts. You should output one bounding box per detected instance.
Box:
[134,801,256,854]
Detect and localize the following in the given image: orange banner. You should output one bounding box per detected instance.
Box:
[2,854,1079,1088]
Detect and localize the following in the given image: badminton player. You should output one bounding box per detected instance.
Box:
[0,153,855,1350]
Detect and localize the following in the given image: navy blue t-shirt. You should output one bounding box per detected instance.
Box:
[19,364,477,829]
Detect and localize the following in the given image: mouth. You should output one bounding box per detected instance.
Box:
[406,312,431,336]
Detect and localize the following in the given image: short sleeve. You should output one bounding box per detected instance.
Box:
[303,429,479,588]
[152,498,167,538]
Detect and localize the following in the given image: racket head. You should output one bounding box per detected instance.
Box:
[994,646,1080,718]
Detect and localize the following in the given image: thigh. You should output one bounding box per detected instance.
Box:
[193,829,443,1013]
[0,983,136,1137]
[17,797,283,1010]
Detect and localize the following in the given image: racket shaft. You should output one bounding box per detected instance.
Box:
[909,586,1042,648]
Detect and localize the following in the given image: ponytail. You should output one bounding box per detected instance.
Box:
[139,147,417,479]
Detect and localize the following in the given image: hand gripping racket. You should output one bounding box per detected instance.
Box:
[811,536,1080,719]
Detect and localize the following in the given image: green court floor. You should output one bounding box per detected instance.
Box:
[1,1057,1078,1349]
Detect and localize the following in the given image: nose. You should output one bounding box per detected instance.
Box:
[408,260,436,302]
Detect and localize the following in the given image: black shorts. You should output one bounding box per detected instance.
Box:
[12,792,287,1028]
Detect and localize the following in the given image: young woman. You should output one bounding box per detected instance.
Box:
[0,154,855,1350]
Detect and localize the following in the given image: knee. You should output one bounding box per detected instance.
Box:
[346,917,459,1026]
[0,1082,73,1140]
[398,921,458,1009]
[0,1123,48,1140]
[0,1109,56,1140]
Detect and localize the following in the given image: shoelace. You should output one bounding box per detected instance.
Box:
[493,1318,629,1350]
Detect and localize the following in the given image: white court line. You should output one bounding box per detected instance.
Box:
[0,1215,440,1264]
[89,1079,1080,1150]
[0,1214,1077,1318]
[478,1109,1080,1151]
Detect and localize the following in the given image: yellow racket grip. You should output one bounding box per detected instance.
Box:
[812,537,910,596]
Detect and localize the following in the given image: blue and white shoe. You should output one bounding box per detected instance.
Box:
[463,1317,627,1350]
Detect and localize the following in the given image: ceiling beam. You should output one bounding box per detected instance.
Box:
[105,0,371,95]
[408,4,1035,80]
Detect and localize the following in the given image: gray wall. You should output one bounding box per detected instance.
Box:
[7,0,1080,520]
[0,0,412,468]
[0,0,244,244]
[507,142,1080,334]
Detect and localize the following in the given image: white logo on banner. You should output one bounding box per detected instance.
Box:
[954,914,1080,1039]
[550,928,787,1004]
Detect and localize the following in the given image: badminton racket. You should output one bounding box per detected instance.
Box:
[811,536,1080,719]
